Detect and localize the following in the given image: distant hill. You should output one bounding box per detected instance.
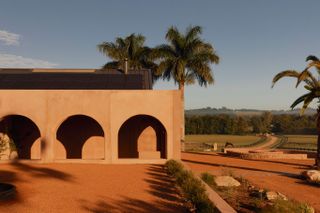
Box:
[185,107,317,116]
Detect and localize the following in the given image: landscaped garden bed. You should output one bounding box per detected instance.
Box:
[201,172,314,213]
[165,160,219,213]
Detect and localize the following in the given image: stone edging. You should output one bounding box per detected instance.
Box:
[182,162,237,213]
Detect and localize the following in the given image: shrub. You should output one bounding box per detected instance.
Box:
[165,159,183,176]
[165,160,218,213]
[259,199,314,213]
[201,172,215,186]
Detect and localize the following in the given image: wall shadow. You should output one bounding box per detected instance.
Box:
[118,115,166,158]
[80,165,188,213]
[56,115,104,159]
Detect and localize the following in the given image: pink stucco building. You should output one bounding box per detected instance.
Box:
[0,68,181,164]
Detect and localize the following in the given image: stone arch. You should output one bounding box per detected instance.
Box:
[0,114,41,159]
[55,115,105,159]
[118,114,167,159]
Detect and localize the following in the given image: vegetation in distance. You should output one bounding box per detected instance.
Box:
[186,113,316,135]
[278,135,317,151]
[185,134,261,146]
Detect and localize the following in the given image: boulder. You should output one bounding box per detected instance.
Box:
[266,191,278,200]
[265,191,287,201]
[214,176,240,187]
[301,170,320,182]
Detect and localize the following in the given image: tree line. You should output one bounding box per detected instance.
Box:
[185,112,317,135]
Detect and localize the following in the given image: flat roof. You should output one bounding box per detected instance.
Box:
[0,68,153,90]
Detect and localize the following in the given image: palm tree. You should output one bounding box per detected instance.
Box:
[272,55,320,168]
[97,33,158,79]
[154,25,220,142]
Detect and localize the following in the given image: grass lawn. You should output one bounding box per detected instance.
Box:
[185,134,261,146]
[280,135,317,150]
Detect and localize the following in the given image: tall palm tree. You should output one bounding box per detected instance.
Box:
[154,25,220,142]
[97,33,158,78]
[272,55,320,168]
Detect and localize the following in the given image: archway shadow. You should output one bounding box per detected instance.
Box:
[118,115,166,159]
[56,115,104,159]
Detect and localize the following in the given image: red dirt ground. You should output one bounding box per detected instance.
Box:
[0,162,188,213]
[182,152,320,212]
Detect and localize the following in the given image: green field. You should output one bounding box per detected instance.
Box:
[185,134,261,146]
[279,135,317,150]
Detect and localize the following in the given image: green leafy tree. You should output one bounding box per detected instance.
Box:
[155,25,219,141]
[97,33,158,79]
[272,55,320,168]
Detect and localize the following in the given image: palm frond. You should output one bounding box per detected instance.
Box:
[102,61,120,70]
[306,55,319,62]
[271,70,300,88]
[300,95,315,115]
[290,93,312,109]
[185,25,202,43]
[296,69,318,88]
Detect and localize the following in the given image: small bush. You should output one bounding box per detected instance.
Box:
[201,172,215,186]
[165,159,183,176]
[165,160,218,213]
[259,199,314,213]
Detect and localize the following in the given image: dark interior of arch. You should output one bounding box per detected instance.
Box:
[0,115,41,159]
[56,115,104,159]
[118,115,166,158]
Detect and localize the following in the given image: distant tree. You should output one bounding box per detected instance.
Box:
[251,116,264,133]
[261,112,273,133]
[272,55,320,168]
[97,33,159,80]
[154,25,219,141]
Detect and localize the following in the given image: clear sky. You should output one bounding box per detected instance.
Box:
[0,0,319,110]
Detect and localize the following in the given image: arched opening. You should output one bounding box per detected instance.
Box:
[0,115,41,160]
[118,115,167,159]
[56,115,105,159]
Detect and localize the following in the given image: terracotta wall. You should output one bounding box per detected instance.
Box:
[0,90,181,163]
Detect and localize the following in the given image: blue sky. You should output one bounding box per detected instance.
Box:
[0,0,319,110]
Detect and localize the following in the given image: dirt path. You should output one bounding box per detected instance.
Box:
[224,136,279,153]
[252,136,278,149]
[182,152,320,212]
[0,163,187,213]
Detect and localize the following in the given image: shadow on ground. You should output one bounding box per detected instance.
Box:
[182,158,301,179]
[0,160,73,204]
[80,165,188,213]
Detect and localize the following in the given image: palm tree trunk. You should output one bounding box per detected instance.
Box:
[179,83,185,149]
[317,107,320,168]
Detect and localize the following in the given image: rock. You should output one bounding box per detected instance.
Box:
[277,192,288,201]
[266,191,278,200]
[266,191,288,201]
[214,176,240,187]
[301,170,320,182]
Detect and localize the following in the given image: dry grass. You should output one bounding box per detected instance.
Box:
[281,135,317,150]
[285,135,317,143]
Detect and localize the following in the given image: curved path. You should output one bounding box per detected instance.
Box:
[225,136,279,153]
[252,136,278,149]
